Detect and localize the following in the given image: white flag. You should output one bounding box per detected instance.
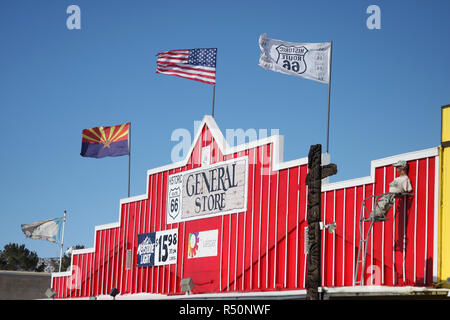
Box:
[258,33,331,84]
[21,217,63,243]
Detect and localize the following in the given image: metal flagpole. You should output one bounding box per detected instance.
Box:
[128,123,131,198]
[326,40,333,154]
[211,49,217,118]
[58,210,67,272]
[211,85,216,118]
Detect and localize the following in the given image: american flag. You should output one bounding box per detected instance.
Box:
[156,48,217,85]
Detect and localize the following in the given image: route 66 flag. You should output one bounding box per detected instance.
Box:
[258,33,331,84]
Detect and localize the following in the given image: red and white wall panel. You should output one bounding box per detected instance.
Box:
[51,116,438,298]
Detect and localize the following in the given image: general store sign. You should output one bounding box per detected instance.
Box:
[166,157,248,224]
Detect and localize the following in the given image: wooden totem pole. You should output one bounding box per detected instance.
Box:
[305,144,337,300]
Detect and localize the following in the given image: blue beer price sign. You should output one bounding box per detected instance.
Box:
[137,229,178,267]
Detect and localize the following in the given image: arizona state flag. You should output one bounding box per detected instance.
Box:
[81,123,130,158]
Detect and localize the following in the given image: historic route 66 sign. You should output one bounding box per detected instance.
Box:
[167,173,183,222]
[275,45,308,74]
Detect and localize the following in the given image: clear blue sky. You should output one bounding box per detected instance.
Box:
[1,0,449,258]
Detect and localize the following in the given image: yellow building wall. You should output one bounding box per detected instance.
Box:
[439,105,450,283]
[442,106,450,142]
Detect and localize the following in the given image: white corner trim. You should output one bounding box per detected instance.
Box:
[370,147,438,178]
[72,248,95,255]
[323,147,439,192]
[433,153,440,282]
[322,176,373,192]
[95,222,120,232]
[120,194,147,205]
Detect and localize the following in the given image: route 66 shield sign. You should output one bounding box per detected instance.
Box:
[275,45,308,74]
[167,173,183,223]
[168,186,181,219]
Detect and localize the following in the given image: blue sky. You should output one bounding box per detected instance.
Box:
[0,0,449,258]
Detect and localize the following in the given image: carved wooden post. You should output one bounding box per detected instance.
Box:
[305,144,337,300]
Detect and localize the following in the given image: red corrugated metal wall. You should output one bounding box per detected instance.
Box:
[51,123,437,298]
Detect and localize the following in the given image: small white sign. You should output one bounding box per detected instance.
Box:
[154,229,178,266]
[187,229,218,259]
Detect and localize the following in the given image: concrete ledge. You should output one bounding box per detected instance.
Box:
[322,286,450,299]
[0,270,51,300]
